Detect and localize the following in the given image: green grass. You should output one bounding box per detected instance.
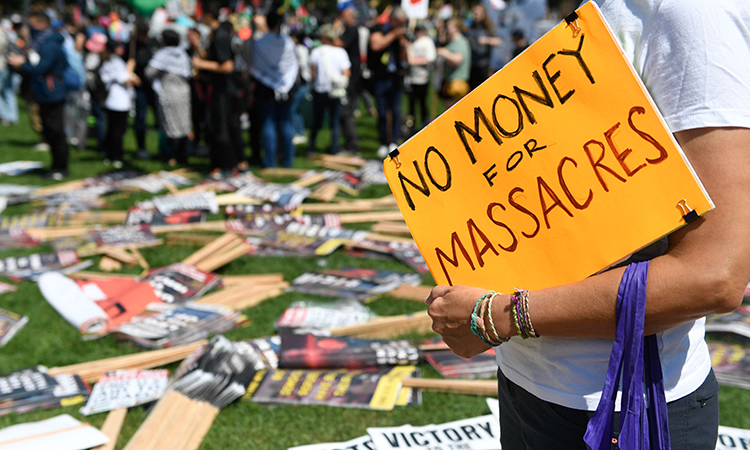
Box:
[0,98,748,449]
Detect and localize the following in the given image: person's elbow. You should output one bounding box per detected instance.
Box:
[704,264,746,314]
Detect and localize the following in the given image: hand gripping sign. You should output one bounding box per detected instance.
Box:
[384,2,713,292]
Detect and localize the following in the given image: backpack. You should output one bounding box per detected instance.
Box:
[60,43,85,91]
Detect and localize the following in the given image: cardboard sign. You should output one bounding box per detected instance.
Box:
[384,2,713,291]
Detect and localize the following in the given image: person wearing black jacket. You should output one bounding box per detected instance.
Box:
[8,12,69,180]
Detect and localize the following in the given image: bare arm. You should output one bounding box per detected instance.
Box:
[369,28,404,53]
[437,46,464,67]
[427,126,750,357]
[192,56,234,74]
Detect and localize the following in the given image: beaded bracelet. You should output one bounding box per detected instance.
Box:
[511,288,539,339]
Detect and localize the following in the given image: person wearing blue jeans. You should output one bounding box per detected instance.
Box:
[290,82,308,137]
[249,8,298,169]
[257,96,294,168]
[0,66,19,125]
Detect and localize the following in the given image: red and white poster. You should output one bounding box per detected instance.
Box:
[402,0,428,19]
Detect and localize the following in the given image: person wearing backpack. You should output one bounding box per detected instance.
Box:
[8,11,70,180]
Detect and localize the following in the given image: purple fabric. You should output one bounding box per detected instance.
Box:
[584,261,671,450]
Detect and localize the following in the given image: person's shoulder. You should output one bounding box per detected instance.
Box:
[370,23,385,34]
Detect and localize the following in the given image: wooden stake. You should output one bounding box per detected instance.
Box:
[128,247,149,270]
[401,378,498,396]
[293,172,326,188]
[387,284,434,302]
[364,232,415,244]
[371,222,412,236]
[260,168,308,177]
[150,221,228,234]
[98,256,122,272]
[69,271,136,280]
[319,161,360,173]
[310,182,339,202]
[181,233,240,266]
[328,311,432,338]
[91,408,127,450]
[100,247,138,265]
[220,274,284,286]
[338,211,404,224]
[216,193,262,206]
[197,283,288,309]
[195,242,252,273]
[165,233,221,247]
[25,226,91,240]
[183,405,220,450]
[48,340,206,383]
[315,154,366,167]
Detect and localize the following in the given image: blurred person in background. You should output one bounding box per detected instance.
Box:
[338,3,362,155]
[437,18,471,109]
[99,38,139,169]
[290,28,310,146]
[187,26,208,158]
[368,6,408,158]
[131,18,157,160]
[307,23,351,157]
[405,22,436,134]
[59,14,88,151]
[0,18,19,126]
[8,12,70,179]
[250,7,298,168]
[192,2,241,178]
[145,29,192,166]
[84,31,107,154]
[467,4,501,90]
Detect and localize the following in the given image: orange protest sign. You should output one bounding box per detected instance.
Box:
[384,2,713,292]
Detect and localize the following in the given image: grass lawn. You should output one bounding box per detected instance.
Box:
[0,97,748,449]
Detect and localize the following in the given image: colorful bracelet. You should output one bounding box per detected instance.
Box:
[471,292,495,347]
[510,288,539,339]
[470,290,509,346]
[486,291,510,345]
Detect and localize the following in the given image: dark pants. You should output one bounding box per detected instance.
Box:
[408,83,429,129]
[497,368,720,450]
[168,137,188,165]
[90,99,106,151]
[105,109,128,162]
[308,91,342,156]
[134,87,148,150]
[372,77,403,146]
[208,90,242,171]
[39,101,68,171]
[340,75,360,152]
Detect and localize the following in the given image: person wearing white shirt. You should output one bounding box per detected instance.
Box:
[406,23,436,132]
[307,24,351,157]
[99,39,139,168]
[425,1,750,448]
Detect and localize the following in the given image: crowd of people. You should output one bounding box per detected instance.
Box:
[0,0,551,180]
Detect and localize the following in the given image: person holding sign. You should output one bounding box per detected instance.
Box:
[424,1,750,449]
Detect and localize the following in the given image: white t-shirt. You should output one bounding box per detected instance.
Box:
[409,35,437,86]
[497,0,750,411]
[309,44,351,94]
[99,56,133,112]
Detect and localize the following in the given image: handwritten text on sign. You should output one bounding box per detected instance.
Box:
[384,2,712,292]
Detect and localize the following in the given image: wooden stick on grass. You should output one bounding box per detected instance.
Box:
[91,408,127,450]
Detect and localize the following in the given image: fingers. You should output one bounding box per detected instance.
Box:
[424,285,451,305]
